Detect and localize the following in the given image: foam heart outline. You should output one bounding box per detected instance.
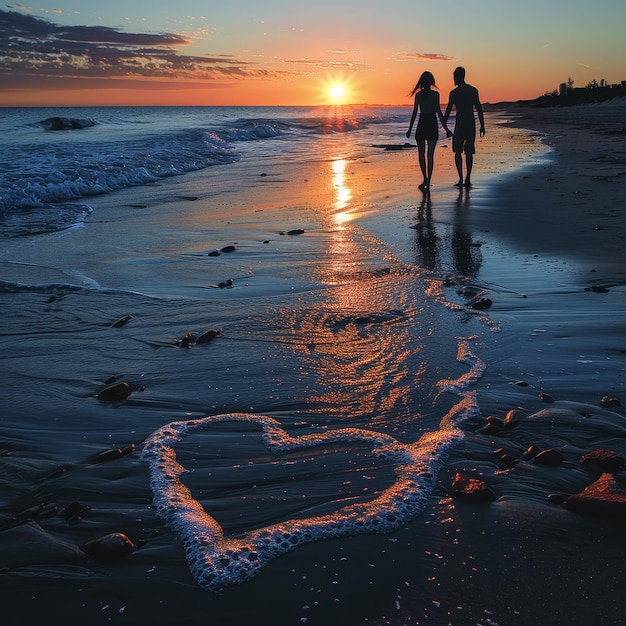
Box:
[141,413,459,592]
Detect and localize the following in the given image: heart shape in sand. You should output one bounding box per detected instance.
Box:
[141,413,457,592]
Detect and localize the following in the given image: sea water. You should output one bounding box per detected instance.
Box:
[0,105,553,621]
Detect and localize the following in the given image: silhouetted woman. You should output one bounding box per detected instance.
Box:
[406,71,451,194]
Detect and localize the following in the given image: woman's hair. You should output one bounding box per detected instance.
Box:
[409,71,437,97]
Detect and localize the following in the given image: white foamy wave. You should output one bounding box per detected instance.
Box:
[0,129,236,215]
[141,413,460,592]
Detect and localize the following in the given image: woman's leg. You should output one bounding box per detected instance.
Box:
[417,138,427,184]
[426,139,437,184]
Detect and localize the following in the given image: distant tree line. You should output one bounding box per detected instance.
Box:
[522,76,626,107]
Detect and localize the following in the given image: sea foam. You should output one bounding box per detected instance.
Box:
[141,413,462,592]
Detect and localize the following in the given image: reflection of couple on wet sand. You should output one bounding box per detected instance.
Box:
[406,66,485,192]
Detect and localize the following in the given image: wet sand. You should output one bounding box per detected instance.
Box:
[2,102,626,625]
[427,99,626,624]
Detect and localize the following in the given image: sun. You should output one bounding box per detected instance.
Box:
[329,83,347,104]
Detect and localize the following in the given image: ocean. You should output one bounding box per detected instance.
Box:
[2,105,625,625]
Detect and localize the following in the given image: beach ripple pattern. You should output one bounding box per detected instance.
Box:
[141,413,460,592]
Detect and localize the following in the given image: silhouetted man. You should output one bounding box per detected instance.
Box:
[443,67,485,188]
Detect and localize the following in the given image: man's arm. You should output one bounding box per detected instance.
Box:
[475,90,485,137]
[443,96,453,125]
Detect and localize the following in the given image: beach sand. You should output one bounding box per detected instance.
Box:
[2,101,626,625]
[421,99,626,625]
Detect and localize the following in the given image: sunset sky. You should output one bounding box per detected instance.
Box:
[1,1,625,107]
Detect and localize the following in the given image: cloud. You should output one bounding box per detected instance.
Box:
[0,8,288,86]
[394,52,455,62]
[284,57,371,71]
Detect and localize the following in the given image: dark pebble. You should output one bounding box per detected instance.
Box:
[60,501,91,524]
[600,395,620,408]
[81,532,137,562]
[196,329,220,344]
[207,249,221,257]
[565,473,626,520]
[521,445,540,461]
[97,380,132,402]
[504,409,526,428]
[220,245,238,253]
[112,315,134,328]
[547,493,567,505]
[539,392,554,403]
[450,472,497,502]
[480,422,503,436]
[286,229,305,235]
[581,449,626,474]
[533,448,564,466]
[471,298,493,310]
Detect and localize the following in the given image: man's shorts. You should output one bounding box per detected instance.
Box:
[452,125,476,154]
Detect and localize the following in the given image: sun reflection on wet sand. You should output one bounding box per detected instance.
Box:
[332,158,352,218]
[278,153,428,424]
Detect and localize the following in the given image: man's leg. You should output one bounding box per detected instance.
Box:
[464,153,474,187]
[454,152,463,187]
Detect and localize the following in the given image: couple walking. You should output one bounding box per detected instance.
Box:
[406,66,485,193]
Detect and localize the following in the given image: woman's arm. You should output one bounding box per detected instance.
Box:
[436,92,452,137]
[406,94,419,138]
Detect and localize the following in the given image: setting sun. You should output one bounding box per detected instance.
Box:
[329,83,347,104]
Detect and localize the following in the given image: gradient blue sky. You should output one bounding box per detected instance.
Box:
[1,0,625,106]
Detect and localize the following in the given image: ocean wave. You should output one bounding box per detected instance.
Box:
[0,203,92,237]
[0,128,237,221]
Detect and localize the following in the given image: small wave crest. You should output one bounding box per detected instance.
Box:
[36,116,97,131]
[0,203,92,237]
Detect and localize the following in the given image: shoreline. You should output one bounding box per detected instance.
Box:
[423,101,626,624]
[477,100,626,279]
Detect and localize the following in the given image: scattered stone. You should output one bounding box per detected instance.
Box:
[581,449,626,474]
[85,443,135,465]
[533,448,564,466]
[547,493,567,505]
[471,298,492,310]
[286,229,305,236]
[220,245,238,253]
[600,395,620,409]
[81,532,138,562]
[60,501,91,524]
[494,448,516,467]
[97,380,132,402]
[450,472,496,502]
[504,409,526,429]
[196,329,221,345]
[539,392,554,403]
[480,422,502,436]
[585,285,609,293]
[208,249,221,257]
[112,315,134,328]
[521,445,540,461]
[514,380,529,387]
[565,473,626,520]
[180,332,194,348]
